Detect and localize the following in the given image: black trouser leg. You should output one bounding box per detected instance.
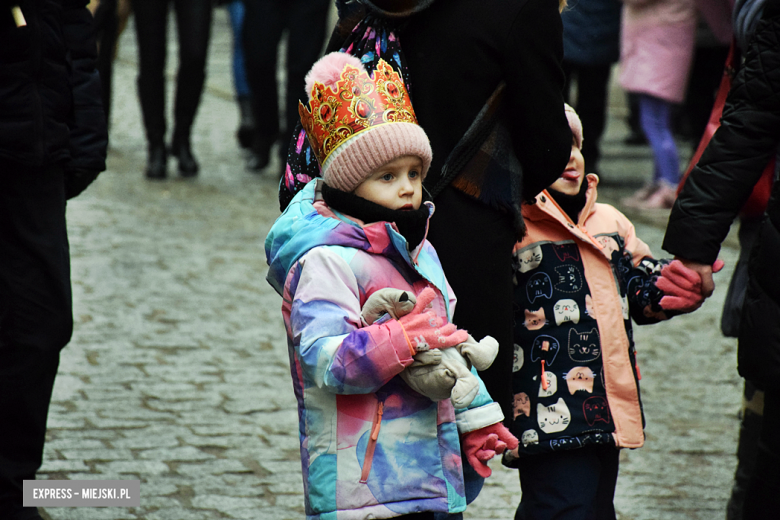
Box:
[742,389,780,519]
[281,0,330,162]
[133,0,169,148]
[171,0,212,143]
[572,63,611,175]
[93,0,119,128]
[242,0,285,158]
[0,165,72,519]
[426,187,517,421]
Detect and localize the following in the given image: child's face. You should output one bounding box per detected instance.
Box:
[353,155,423,211]
[549,142,585,196]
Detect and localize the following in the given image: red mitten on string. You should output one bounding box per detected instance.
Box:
[461,423,519,478]
[397,288,468,353]
[656,259,724,313]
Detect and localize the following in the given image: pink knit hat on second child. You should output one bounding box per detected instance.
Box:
[564,103,583,150]
[298,52,433,193]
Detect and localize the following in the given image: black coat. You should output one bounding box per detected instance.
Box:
[399,0,572,199]
[663,0,780,389]
[0,0,107,173]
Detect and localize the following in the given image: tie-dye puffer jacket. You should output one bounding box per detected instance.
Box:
[265,180,504,520]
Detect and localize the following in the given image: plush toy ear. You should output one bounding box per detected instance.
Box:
[304,52,366,101]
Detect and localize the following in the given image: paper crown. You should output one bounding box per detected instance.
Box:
[299,55,420,171]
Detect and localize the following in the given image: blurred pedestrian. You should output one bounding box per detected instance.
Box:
[0,2,107,519]
[222,0,257,157]
[241,0,331,175]
[133,0,213,179]
[662,0,780,516]
[619,0,697,209]
[561,0,623,178]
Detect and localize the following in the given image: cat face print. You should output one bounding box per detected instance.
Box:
[568,328,601,362]
[596,235,619,258]
[524,308,547,330]
[565,366,596,394]
[530,335,560,366]
[521,429,539,447]
[554,265,584,294]
[553,299,580,326]
[537,371,558,397]
[526,272,553,304]
[537,398,571,434]
[583,396,611,426]
[514,245,543,273]
[513,392,531,418]
[513,344,525,372]
[552,243,580,263]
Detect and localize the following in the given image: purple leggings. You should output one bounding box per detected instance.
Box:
[639,94,680,185]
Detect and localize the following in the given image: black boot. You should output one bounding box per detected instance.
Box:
[145,145,167,180]
[170,132,199,177]
[236,96,256,150]
[246,135,270,173]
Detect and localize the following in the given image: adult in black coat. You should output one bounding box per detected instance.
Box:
[399,0,572,422]
[0,1,107,519]
[662,0,780,515]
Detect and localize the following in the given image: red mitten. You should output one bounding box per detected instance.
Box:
[397,288,469,352]
[656,259,722,312]
[461,423,519,478]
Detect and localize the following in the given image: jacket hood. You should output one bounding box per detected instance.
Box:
[265,179,433,295]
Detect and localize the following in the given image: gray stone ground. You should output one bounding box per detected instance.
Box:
[38,8,744,520]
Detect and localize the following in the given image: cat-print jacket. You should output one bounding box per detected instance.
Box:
[265,180,504,520]
[504,174,667,461]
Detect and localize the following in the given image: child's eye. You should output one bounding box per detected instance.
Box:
[381,173,394,182]
[408,170,420,179]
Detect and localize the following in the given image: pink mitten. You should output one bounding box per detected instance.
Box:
[397,288,469,353]
[656,259,723,312]
[461,423,519,478]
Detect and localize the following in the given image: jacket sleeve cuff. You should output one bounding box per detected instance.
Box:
[455,402,504,434]
[384,319,416,363]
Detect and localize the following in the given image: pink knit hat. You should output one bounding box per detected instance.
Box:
[299,52,433,193]
[564,103,583,150]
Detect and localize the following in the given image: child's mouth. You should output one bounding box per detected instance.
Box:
[561,170,580,181]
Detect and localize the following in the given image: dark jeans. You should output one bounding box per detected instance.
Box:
[515,446,620,520]
[133,0,213,147]
[562,61,612,175]
[426,187,517,422]
[242,0,330,161]
[742,389,780,519]
[0,165,72,518]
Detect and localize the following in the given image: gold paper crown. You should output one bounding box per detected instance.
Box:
[298,58,419,168]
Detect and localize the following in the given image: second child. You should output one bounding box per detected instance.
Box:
[503,105,722,519]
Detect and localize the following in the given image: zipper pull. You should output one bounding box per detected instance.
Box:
[370,402,384,441]
[541,360,548,390]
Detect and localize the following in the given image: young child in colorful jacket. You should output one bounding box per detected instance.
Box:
[503,104,723,519]
[265,52,517,520]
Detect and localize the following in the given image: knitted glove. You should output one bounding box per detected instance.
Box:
[398,288,468,353]
[361,288,416,326]
[656,259,725,313]
[461,423,519,478]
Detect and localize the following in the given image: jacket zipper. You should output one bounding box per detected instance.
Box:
[360,400,384,483]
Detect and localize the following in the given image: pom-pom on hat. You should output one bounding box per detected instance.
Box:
[564,103,583,150]
[298,52,432,193]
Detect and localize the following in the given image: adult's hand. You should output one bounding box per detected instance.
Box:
[673,257,725,299]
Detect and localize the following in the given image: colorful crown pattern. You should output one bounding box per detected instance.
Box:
[298,58,419,167]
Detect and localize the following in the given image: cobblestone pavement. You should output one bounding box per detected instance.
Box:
[38,9,743,520]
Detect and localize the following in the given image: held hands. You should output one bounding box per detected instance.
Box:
[656,259,725,313]
[461,422,519,478]
[397,288,468,353]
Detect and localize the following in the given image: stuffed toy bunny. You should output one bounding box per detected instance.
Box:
[361,287,499,408]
